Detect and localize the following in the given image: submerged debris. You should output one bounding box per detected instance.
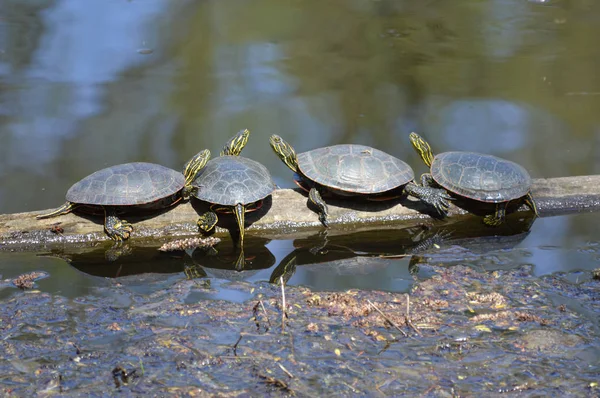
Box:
[0,263,597,396]
[257,372,293,394]
[158,236,221,252]
[49,223,64,235]
[11,271,48,289]
[112,366,137,388]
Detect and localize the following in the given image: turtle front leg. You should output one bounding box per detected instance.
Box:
[404,182,452,217]
[524,193,539,217]
[104,207,134,241]
[483,203,507,227]
[308,188,329,227]
[197,211,218,233]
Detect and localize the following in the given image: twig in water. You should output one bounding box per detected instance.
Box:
[233,334,243,356]
[260,300,272,328]
[252,302,261,331]
[367,300,407,337]
[258,373,293,394]
[280,276,287,333]
[378,254,409,259]
[278,363,294,379]
[252,300,271,332]
[138,357,145,376]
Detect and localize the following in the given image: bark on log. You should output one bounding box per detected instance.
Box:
[1,175,599,250]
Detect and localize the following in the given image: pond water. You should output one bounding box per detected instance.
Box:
[1,0,599,287]
[1,0,600,395]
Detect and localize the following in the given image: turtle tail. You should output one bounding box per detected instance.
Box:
[36,202,76,219]
[234,203,246,248]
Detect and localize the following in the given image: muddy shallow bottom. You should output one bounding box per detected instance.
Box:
[1,262,598,396]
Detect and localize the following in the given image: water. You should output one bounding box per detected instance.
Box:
[0,0,598,284]
[1,1,600,394]
[0,0,598,286]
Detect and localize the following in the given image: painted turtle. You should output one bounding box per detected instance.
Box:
[192,130,275,249]
[269,135,451,227]
[36,150,211,241]
[409,132,538,226]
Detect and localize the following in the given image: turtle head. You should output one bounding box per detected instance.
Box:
[269,135,299,173]
[409,132,435,168]
[221,129,250,156]
[183,149,211,197]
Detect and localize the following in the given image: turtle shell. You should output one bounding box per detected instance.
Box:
[66,162,185,206]
[430,151,532,203]
[192,156,274,206]
[296,144,414,194]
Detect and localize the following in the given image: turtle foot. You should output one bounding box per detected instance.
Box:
[427,188,452,217]
[106,219,134,241]
[404,182,452,217]
[318,212,329,228]
[198,212,218,232]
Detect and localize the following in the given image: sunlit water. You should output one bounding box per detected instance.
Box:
[1,0,599,296]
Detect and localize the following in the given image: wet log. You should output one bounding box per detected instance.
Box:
[0,175,599,249]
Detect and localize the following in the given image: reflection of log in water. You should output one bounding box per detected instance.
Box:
[45,214,534,283]
[1,175,597,249]
[47,244,188,278]
[47,236,275,280]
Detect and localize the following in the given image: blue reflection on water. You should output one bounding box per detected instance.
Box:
[30,0,164,84]
[440,99,529,153]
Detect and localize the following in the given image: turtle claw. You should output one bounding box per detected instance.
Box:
[319,213,329,228]
[403,182,452,218]
[308,188,329,228]
[429,188,452,216]
[109,220,134,241]
[104,209,134,241]
[197,212,218,233]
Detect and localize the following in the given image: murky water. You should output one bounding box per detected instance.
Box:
[1,0,600,395]
[1,0,599,283]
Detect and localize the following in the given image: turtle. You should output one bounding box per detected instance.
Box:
[192,130,275,249]
[269,134,451,227]
[36,150,211,241]
[409,132,538,226]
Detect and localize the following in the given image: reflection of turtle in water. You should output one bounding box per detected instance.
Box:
[409,132,538,226]
[36,151,210,241]
[192,130,275,249]
[269,135,451,227]
[407,212,536,275]
[190,236,275,278]
[269,228,426,284]
[269,245,413,291]
[270,213,536,285]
